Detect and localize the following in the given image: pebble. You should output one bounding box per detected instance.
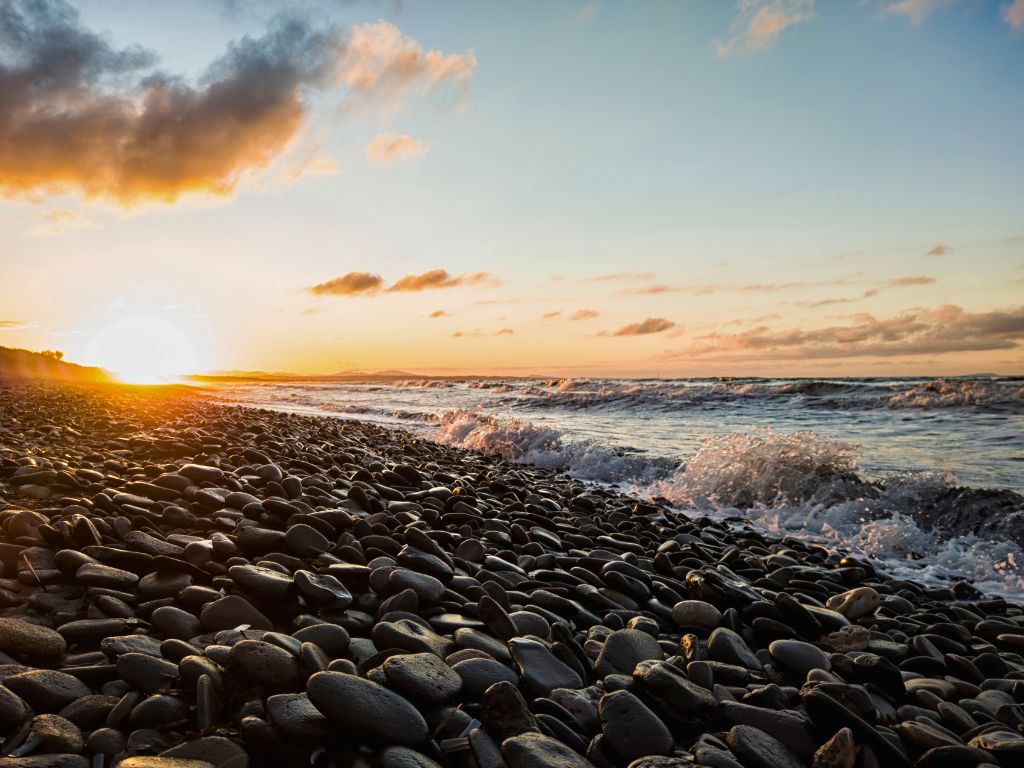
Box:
[599,689,673,761]
[0,379,1021,768]
[306,671,429,745]
[0,617,66,660]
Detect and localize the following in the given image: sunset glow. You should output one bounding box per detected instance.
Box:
[0,1,1020,377]
[81,316,199,384]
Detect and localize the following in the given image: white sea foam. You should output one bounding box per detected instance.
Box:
[431,409,1024,597]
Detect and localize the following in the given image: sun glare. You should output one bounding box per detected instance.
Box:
[82,316,199,384]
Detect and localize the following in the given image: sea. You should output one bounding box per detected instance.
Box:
[208,376,1024,599]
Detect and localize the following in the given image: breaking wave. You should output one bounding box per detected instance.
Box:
[491,377,1024,414]
[431,410,1024,597]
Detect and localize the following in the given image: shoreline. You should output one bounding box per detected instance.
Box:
[1,377,1023,767]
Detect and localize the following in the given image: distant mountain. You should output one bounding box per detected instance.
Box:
[189,367,421,382]
[0,346,111,382]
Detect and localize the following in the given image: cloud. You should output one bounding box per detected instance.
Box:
[888,275,935,287]
[26,208,97,236]
[0,320,37,330]
[428,309,451,318]
[495,328,514,336]
[661,304,1024,360]
[451,330,481,338]
[598,317,676,337]
[624,284,678,295]
[581,272,655,283]
[387,269,498,292]
[570,309,600,321]
[0,4,473,206]
[881,0,960,25]
[621,279,835,296]
[366,132,427,166]
[541,311,562,320]
[308,268,498,296]
[339,21,475,100]
[927,244,951,256]
[798,276,934,307]
[278,152,340,184]
[716,0,815,57]
[308,271,385,296]
[1006,0,1024,29]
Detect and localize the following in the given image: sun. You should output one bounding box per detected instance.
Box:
[82,316,199,384]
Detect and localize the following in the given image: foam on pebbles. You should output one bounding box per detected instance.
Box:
[0,379,1023,767]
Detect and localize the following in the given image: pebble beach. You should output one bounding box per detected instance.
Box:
[1,378,1023,768]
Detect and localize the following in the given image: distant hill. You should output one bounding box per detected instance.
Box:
[189,368,420,382]
[0,346,111,382]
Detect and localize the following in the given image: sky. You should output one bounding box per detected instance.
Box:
[0,0,1022,378]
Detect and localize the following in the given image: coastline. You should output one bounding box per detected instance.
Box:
[1,377,1023,767]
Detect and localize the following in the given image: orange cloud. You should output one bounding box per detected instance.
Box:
[599,317,676,336]
[581,272,655,283]
[1006,0,1024,30]
[387,269,498,292]
[882,0,960,26]
[927,244,951,256]
[570,309,600,320]
[308,272,384,296]
[340,21,476,99]
[888,275,935,287]
[366,133,427,167]
[716,0,815,56]
[0,7,473,206]
[495,328,515,336]
[27,208,97,237]
[428,310,451,319]
[541,311,562,320]
[662,304,1024,360]
[308,269,499,297]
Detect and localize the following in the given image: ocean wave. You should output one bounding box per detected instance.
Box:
[431,410,1024,596]
[486,377,1023,414]
[431,408,678,485]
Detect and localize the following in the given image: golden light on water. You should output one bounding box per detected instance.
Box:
[82,316,198,384]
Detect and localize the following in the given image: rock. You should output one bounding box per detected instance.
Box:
[226,640,298,690]
[0,617,66,660]
[812,727,856,768]
[383,652,462,705]
[823,626,869,653]
[825,587,879,620]
[306,671,428,745]
[481,680,540,741]
[510,638,583,696]
[671,600,722,631]
[117,652,180,692]
[595,628,663,677]
[768,639,831,679]
[708,627,762,671]
[5,669,91,711]
[267,692,330,740]
[453,656,520,699]
[75,562,139,590]
[501,732,594,768]
[30,713,84,753]
[0,683,30,729]
[380,746,444,768]
[726,724,804,768]
[599,690,673,761]
[160,736,249,768]
[118,758,214,768]
[228,564,294,597]
[200,595,273,631]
